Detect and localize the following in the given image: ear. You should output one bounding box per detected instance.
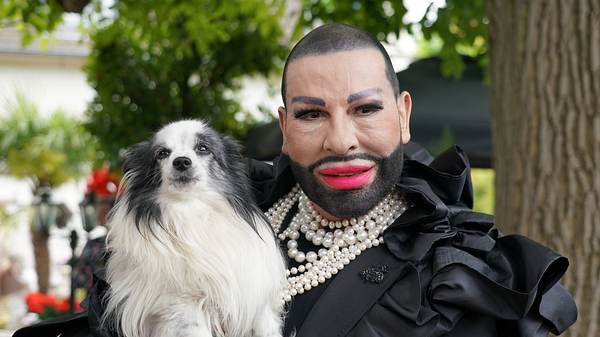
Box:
[122,141,154,175]
[396,91,412,144]
[278,106,289,154]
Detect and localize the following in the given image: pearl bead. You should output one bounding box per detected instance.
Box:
[295,252,306,263]
[306,251,318,263]
[289,231,300,240]
[288,248,298,258]
[287,240,298,249]
[357,230,368,241]
[366,220,376,230]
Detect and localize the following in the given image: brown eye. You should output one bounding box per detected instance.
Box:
[156,148,171,160]
[356,103,383,115]
[195,145,209,154]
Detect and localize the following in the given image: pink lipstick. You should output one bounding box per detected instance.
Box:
[317,165,375,190]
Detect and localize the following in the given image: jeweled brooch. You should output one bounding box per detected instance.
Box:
[359,265,389,284]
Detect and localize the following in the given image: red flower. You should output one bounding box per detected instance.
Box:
[25,292,82,315]
[56,297,70,312]
[86,164,119,196]
[25,292,58,314]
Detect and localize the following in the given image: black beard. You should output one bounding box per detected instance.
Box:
[288,143,404,218]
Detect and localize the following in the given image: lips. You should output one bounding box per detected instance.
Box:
[317,165,375,190]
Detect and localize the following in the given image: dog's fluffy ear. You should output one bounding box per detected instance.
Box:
[120,140,165,236]
[122,141,154,175]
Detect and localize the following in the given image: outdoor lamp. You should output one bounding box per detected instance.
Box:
[79,192,97,233]
[32,187,60,237]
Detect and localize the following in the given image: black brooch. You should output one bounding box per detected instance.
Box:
[359,265,389,284]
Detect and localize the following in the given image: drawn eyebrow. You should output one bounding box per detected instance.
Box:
[291,96,326,106]
[347,88,383,103]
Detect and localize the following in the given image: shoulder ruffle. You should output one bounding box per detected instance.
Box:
[377,146,577,336]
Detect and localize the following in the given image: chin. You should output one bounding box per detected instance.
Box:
[101,120,286,337]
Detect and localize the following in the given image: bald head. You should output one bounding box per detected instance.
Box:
[281,23,399,106]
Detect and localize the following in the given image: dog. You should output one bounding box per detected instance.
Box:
[100,120,286,337]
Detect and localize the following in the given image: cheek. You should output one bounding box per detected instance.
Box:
[354,113,401,156]
[284,121,325,166]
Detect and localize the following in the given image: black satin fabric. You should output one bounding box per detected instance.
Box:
[13,143,577,337]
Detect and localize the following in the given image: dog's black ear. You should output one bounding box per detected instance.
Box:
[120,140,165,238]
[122,141,154,175]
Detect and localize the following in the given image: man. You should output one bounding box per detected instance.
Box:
[14,23,576,337]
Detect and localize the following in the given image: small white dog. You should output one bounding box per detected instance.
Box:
[101,120,286,337]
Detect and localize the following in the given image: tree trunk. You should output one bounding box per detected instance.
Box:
[487,1,600,336]
[31,226,50,293]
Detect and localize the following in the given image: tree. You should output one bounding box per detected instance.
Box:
[0,94,97,293]
[487,2,599,336]
[84,0,289,165]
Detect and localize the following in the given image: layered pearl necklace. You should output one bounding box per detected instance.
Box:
[265,184,409,303]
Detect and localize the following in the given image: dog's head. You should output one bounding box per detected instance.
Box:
[118,119,260,235]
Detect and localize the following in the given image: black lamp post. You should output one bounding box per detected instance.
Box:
[32,187,78,311]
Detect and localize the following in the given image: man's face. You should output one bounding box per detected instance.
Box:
[278,48,412,218]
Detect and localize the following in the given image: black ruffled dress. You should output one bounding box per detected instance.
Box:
[13,144,577,337]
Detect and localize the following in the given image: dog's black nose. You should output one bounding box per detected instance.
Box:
[173,156,192,171]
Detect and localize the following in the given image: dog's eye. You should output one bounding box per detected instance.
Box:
[195,145,209,154]
[156,149,171,160]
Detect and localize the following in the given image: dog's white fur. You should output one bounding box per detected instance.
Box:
[102,120,286,337]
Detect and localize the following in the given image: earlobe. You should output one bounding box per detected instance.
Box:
[277,106,288,154]
[397,91,412,144]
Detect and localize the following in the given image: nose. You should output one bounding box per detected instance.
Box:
[173,156,192,171]
[323,112,359,155]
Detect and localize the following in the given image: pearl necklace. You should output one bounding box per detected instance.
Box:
[265,184,409,303]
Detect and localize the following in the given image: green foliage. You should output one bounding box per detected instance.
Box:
[0,0,64,46]
[0,94,97,188]
[416,0,488,78]
[84,0,288,165]
[296,0,408,41]
[471,168,495,214]
[298,0,488,78]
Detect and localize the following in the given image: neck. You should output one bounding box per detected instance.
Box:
[309,201,345,221]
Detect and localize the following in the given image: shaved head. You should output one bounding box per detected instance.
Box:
[281,23,399,106]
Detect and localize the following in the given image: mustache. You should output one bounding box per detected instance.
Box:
[308,153,383,173]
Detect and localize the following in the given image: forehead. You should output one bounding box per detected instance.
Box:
[285,48,390,102]
[155,120,208,146]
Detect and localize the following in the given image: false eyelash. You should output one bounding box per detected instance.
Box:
[293,108,326,119]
